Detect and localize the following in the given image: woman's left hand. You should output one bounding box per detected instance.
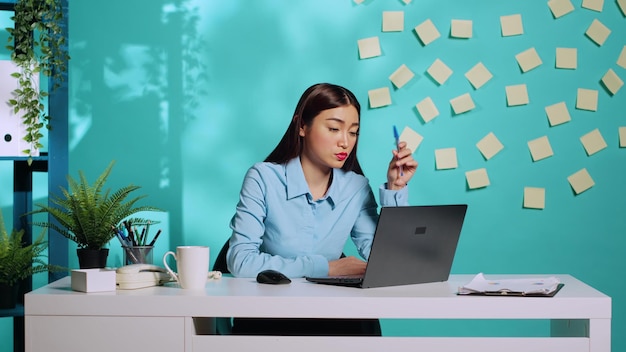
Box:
[387,141,418,190]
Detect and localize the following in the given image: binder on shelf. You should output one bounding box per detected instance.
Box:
[458,273,564,297]
[0,60,40,157]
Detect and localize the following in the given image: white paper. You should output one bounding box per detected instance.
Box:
[458,273,561,295]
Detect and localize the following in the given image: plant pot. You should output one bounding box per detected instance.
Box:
[0,282,19,309]
[77,248,109,269]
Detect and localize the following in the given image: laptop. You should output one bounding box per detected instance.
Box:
[305,204,468,288]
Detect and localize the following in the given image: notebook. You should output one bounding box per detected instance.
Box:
[305,204,468,288]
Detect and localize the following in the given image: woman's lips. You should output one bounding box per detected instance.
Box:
[336,152,348,161]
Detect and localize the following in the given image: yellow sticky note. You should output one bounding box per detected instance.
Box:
[601,69,623,95]
[568,168,594,195]
[465,62,493,89]
[524,187,546,209]
[450,93,475,114]
[451,19,472,38]
[576,88,598,111]
[515,47,542,73]
[357,36,381,59]
[619,126,626,147]
[427,58,453,85]
[545,102,571,126]
[389,64,414,89]
[619,0,626,15]
[416,97,440,123]
[528,136,554,161]
[505,84,529,106]
[585,19,611,46]
[548,0,575,18]
[582,0,604,12]
[466,168,490,189]
[368,87,392,108]
[618,46,626,69]
[382,11,404,32]
[580,128,607,156]
[399,126,423,153]
[500,14,523,37]
[476,132,504,160]
[435,148,458,170]
[414,19,441,46]
[556,48,577,69]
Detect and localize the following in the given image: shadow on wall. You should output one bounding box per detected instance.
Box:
[67,0,365,256]
[68,0,207,249]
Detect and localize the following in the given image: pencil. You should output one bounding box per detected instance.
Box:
[148,229,162,247]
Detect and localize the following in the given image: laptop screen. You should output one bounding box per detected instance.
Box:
[361,204,467,288]
[306,204,468,288]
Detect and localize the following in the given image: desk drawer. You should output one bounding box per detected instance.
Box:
[26,316,185,352]
[192,335,590,352]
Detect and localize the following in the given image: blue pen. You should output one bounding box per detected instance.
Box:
[113,228,124,246]
[393,125,404,176]
[117,227,132,247]
[113,226,131,247]
[116,228,130,247]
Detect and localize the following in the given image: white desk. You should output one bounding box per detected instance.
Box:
[24,274,611,352]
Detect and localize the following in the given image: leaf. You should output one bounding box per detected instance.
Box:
[28,162,162,249]
[0,210,63,285]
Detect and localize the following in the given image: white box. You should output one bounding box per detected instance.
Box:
[71,269,117,292]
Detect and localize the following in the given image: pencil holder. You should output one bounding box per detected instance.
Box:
[123,245,154,265]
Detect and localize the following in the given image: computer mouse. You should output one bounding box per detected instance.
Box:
[256,269,291,285]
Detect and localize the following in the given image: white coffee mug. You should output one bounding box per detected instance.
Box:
[163,246,209,289]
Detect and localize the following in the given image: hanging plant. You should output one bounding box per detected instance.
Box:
[4,0,69,161]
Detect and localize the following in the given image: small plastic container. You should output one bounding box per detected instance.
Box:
[123,245,154,265]
[71,269,116,292]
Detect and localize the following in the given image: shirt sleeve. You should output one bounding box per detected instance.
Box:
[350,183,411,260]
[349,184,379,261]
[226,166,329,278]
[379,183,410,206]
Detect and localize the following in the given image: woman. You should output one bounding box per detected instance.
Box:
[226,83,417,335]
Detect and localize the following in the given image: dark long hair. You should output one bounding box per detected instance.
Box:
[264,83,364,175]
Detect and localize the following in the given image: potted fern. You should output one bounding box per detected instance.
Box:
[29,161,161,269]
[0,210,59,309]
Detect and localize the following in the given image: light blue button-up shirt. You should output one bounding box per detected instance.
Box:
[227,157,409,278]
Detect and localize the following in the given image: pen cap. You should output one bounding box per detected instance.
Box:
[123,245,154,265]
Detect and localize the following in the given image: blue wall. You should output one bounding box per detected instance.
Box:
[2,0,625,349]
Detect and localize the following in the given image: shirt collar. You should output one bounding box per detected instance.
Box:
[285,157,309,200]
[285,157,338,208]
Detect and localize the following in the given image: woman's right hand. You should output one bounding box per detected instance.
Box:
[328,256,367,276]
[387,141,417,190]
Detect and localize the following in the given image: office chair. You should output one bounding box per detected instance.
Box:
[212,240,382,336]
[212,240,230,274]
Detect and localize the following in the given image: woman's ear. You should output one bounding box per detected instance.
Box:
[299,126,306,137]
